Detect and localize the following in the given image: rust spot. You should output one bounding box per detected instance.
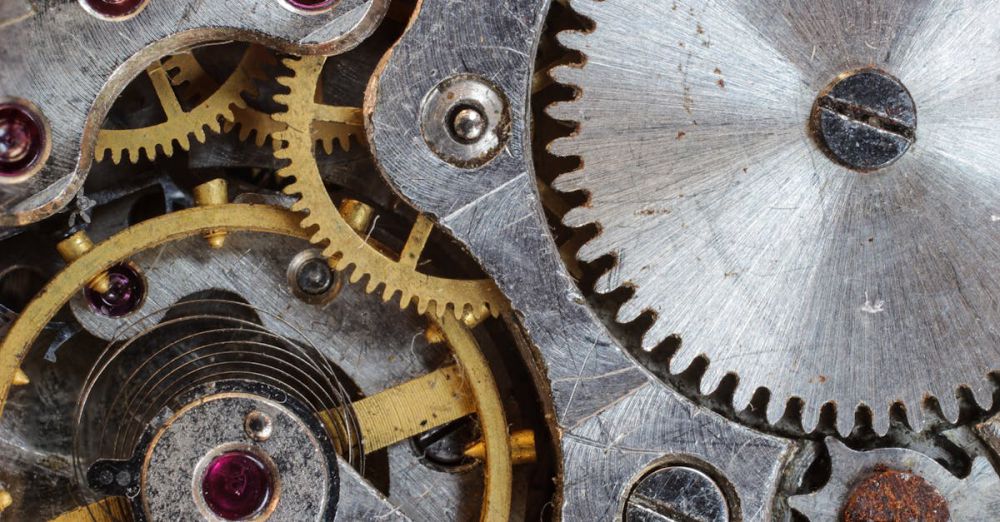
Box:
[842,470,949,522]
[717,79,726,89]
[714,68,722,75]
[676,131,687,140]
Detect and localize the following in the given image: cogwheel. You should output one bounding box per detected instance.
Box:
[547,1,1000,435]
[272,55,507,321]
[95,46,276,164]
[788,438,1000,520]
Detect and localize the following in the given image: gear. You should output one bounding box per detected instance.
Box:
[788,438,1000,520]
[0,203,514,521]
[271,55,508,321]
[546,0,1000,435]
[94,46,276,164]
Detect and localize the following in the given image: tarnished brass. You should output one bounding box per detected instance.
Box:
[193,178,230,248]
[272,55,509,321]
[56,231,111,293]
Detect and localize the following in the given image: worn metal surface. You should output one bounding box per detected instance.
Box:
[142,391,337,521]
[65,228,482,520]
[546,0,1000,435]
[624,465,728,522]
[366,4,796,519]
[788,438,1000,520]
[0,0,388,226]
[840,469,948,522]
[336,455,410,521]
[419,75,511,168]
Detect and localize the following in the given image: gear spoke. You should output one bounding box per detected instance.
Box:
[271,55,508,320]
[338,365,475,454]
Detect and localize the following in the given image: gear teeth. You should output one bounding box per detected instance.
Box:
[872,405,891,436]
[267,54,508,323]
[541,7,1000,436]
[835,404,856,438]
[96,47,269,164]
[732,380,755,412]
[767,395,789,428]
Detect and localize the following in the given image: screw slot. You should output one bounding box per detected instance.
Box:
[812,69,917,171]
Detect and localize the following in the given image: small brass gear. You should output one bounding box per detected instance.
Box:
[271,55,508,320]
[95,46,277,164]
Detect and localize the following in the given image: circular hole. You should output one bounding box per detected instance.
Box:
[201,451,274,520]
[84,263,146,317]
[0,103,46,179]
[79,0,148,20]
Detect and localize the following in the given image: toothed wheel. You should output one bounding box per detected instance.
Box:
[95,46,277,164]
[544,0,1000,435]
[271,55,508,321]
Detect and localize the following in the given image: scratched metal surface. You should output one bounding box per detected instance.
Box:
[548,0,1000,436]
[367,1,795,519]
[65,231,479,521]
[0,0,387,226]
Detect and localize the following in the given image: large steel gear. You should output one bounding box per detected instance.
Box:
[547,0,1000,435]
[271,55,509,321]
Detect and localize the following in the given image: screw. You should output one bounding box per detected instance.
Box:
[0,103,45,180]
[624,466,729,522]
[842,469,948,522]
[245,411,274,442]
[81,0,147,19]
[420,75,510,168]
[813,69,917,171]
[289,250,341,304]
[450,106,488,143]
[296,258,334,296]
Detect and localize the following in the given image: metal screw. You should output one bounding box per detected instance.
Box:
[245,411,274,442]
[288,250,341,304]
[841,469,949,522]
[450,106,488,143]
[813,69,917,171]
[296,258,334,296]
[420,75,510,168]
[624,466,729,522]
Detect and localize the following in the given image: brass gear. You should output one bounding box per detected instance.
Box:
[271,55,508,321]
[94,46,276,164]
[0,203,513,521]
